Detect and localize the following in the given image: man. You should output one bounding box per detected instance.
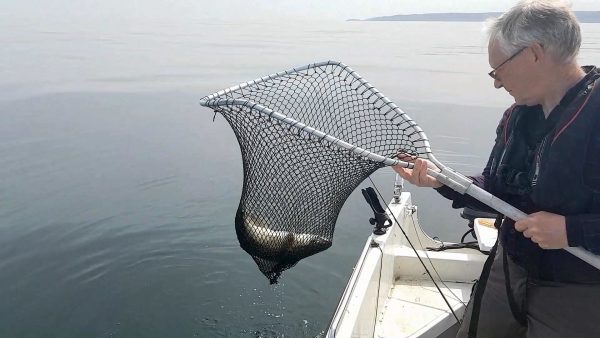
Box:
[394,1,600,337]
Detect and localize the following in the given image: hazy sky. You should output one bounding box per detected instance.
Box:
[3,0,600,21]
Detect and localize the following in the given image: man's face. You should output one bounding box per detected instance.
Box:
[488,40,542,106]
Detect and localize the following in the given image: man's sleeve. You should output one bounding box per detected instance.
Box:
[566,214,600,254]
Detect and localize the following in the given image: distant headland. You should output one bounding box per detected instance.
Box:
[348,11,600,23]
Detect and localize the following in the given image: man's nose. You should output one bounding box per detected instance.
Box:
[494,77,503,89]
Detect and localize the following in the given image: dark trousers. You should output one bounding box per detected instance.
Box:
[456,244,600,338]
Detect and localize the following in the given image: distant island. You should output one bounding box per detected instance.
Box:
[349,11,600,23]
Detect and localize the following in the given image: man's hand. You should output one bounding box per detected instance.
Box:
[393,158,443,188]
[514,211,569,249]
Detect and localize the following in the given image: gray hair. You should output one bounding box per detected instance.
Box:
[487,0,581,64]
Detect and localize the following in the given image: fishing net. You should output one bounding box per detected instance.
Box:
[200,61,431,283]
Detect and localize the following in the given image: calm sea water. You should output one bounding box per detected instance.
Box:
[2,18,600,337]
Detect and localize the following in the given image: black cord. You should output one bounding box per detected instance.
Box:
[428,239,483,253]
[367,177,461,323]
[461,228,476,243]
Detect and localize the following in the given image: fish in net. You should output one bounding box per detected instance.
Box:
[199,61,431,283]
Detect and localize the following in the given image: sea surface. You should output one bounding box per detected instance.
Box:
[2,17,600,337]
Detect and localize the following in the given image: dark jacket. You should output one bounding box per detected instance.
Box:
[437,66,600,282]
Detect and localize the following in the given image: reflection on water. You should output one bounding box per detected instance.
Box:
[2,17,600,337]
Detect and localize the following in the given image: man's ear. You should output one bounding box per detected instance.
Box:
[530,43,545,63]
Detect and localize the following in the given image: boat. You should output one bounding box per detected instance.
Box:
[326,176,498,338]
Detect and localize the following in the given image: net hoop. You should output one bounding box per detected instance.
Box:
[200,60,437,168]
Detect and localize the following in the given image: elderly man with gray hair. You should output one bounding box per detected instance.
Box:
[394,0,600,337]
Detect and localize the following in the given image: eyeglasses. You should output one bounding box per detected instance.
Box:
[488,47,527,80]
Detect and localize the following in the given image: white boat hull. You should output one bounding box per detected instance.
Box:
[327,192,494,338]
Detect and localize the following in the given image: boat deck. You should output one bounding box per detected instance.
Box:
[327,192,493,338]
[376,280,472,338]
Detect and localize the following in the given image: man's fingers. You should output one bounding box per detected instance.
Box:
[410,160,421,183]
[418,160,429,183]
[393,166,411,179]
[394,158,441,188]
[397,153,415,162]
[514,220,527,232]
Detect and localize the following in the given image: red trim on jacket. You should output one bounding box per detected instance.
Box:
[552,91,593,144]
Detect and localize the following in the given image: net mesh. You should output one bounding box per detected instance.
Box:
[200,61,430,283]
